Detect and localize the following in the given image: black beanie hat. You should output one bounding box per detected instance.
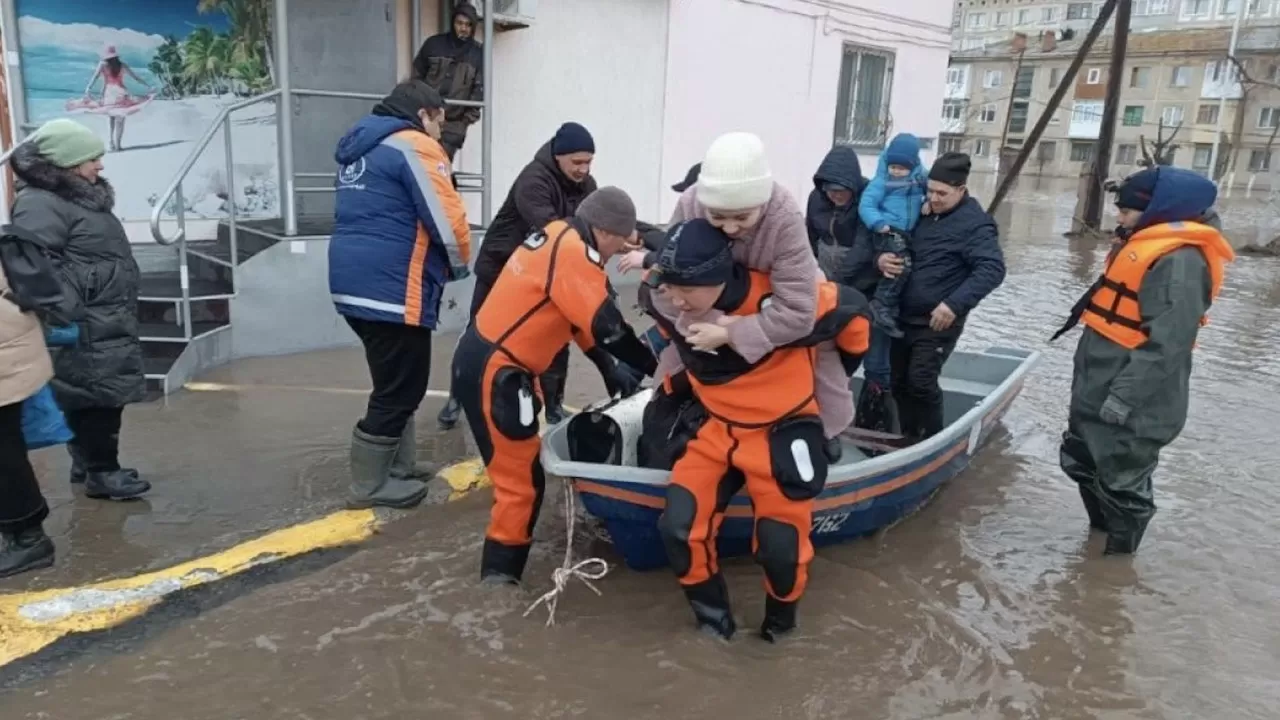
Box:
[372,80,444,130]
[552,122,595,156]
[929,152,972,187]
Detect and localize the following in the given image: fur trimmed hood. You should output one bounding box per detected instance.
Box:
[11,142,115,213]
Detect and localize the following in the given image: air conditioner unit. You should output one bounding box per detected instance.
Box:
[474,0,537,29]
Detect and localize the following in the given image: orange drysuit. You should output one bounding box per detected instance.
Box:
[649,266,870,639]
[452,218,657,583]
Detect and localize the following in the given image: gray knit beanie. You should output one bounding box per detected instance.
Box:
[576,186,636,237]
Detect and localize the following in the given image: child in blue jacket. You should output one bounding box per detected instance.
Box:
[858,133,928,337]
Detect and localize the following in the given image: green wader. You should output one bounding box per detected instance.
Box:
[1059,247,1213,555]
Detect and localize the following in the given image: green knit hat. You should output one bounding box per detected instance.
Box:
[33,118,106,168]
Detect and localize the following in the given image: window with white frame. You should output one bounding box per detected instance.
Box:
[980,103,998,123]
[940,136,964,153]
[1072,101,1102,124]
[984,70,1003,88]
[1086,68,1103,84]
[1169,66,1191,87]
[969,12,987,28]
[1204,59,1237,83]
[1130,66,1151,88]
[1196,103,1220,125]
[942,101,964,121]
[1248,149,1272,172]
[1116,144,1138,165]
[1182,0,1212,17]
[1260,107,1280,128]
[1134,0,1172,14]
[1192,144,1213,169]
[1070,141,1096,162]
[963,37,986,50]
[1042,7,1057,22]
[1219,0,1240,16]
[1018,8,1033,23]
[834,44,894,149]
[1067,3,1095,19]
[973,138,991,157]
[996,11,1010,25]
[952,5,962,27]
[1162,105,1185,126]
[947,67,966,86]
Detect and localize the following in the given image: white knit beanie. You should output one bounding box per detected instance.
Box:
[696,131,774,211]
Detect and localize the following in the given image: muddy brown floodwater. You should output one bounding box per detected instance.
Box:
[2,178,1279,719]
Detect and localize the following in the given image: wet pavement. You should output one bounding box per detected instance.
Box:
[2,178,1279,719]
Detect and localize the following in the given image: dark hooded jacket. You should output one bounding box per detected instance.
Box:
[805,146,877,293]
[899,193,1006,322]
[413,4,484,138]
[475,141,597,285]
[9,143,144,410]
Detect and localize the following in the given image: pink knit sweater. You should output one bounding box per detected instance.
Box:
[651,182,855,438]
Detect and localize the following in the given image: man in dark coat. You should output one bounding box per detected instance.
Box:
[438,122,598,428]
[412,3,484,161]
[806,145,875,293]
[876,152,1005,441]
[10,119,150,501]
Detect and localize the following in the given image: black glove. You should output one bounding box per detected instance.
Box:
[609,361,644,398]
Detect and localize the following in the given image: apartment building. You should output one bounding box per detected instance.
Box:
[951,0,1280,51]
[942,24,1280,187]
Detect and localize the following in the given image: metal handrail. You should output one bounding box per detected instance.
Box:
[148,89,282,246]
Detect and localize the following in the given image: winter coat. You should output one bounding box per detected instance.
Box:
[1062,170,1232,531]
[413,2,484,138]
[476,141,597,285]
[329,115,471,329]
[858,151,928,234]
[806,145,877,294]
[898,194,1006,322]
[661,182,854,438]
[0,265,53,408]
[10,144,143,410]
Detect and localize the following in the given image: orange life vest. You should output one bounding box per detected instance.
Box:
[1081,221,1235,350]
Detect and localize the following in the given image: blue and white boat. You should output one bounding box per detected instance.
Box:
[540,345,1039,571]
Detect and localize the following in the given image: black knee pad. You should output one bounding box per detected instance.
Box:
[769,416,828,501]
[755,517,800,599]
[658,484,698,577]
[488,366,542,441]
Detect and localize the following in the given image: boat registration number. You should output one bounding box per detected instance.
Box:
[812,512,852,535]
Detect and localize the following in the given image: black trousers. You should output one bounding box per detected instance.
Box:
[889,322,962,441]
[65,406,124,472]
[0,401,49,534]
[460,276,569,409]
[347,317,434,439]
[871,231,912,315]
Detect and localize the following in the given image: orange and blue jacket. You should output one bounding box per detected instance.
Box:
[329,115,471,329]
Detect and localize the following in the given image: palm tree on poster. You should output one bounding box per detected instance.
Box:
[197,0,275,87]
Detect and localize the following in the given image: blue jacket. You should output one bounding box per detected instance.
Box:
[328,115,471,329]
[900,194,1006,321]
[858,147,928,234]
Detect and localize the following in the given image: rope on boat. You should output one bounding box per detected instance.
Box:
[523,478,611,626]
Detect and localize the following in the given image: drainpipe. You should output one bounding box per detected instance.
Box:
[481,0,494,225]
[412,0,423,51]
[274,0,297,236]
[1207,2,1247,186]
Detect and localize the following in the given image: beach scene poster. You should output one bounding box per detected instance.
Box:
[16,0,281,223]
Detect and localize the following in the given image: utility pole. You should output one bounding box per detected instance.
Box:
[988,0,1120,214]
[1081,0,1132,230]
[1207,2,1248,184]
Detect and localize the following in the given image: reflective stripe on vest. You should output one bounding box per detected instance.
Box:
[1080,221,1233,349]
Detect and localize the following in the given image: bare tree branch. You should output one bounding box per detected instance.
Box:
[1227,54,1280,92]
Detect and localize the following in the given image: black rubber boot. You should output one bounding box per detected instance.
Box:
[759,595,798,643]
[541,372,567,426]
[823,437,843,463]
[67,442,87,484]
[84,470,151,501]
[480,537,531,585]
[1079,486,1107,531]
[0,527,56,579]
[682,573,736,640]
[869,300,904,339]
[437,396,462,430]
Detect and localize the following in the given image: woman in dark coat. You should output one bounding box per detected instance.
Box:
[806,145,876,293]
[10,119,150,501]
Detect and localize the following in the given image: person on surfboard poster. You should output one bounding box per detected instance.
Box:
[75,44,155,152]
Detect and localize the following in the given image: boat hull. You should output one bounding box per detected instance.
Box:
[541,346,1038,572]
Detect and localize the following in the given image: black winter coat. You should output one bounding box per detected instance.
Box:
[475,141,597,285]
[10,144,144,410]
[805,145,878,294]
[899,194,1006,323]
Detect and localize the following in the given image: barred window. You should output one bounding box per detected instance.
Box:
[834,44,895,150]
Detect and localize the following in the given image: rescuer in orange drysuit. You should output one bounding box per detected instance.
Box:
[451,187,658,584]
[1052,166,1235,556]
[644,218,870,641]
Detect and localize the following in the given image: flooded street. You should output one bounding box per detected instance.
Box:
[2,178,1278,719]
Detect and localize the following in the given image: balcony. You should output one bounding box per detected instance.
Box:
[1069,100,1103,139]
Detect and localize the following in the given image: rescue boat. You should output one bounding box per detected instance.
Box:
[540,345,1039,571]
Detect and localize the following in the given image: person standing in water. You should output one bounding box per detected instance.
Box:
[1053,167,1235,556]
[83,45,153,152]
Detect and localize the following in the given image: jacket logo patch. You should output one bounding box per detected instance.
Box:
[1127,251,1138,261]
[339,158,367,186]
[437,162,451,178]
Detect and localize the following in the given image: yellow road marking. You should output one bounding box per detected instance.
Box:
[1,381,586,667]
